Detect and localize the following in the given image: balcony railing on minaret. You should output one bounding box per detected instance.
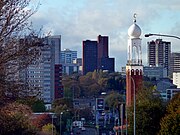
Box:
[127,59,142,66]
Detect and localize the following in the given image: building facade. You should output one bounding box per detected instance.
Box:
[99,57,115,72]
[126,17,143,106]
[82,35,114,75]
[147,39,171,75]
[82,40,98,75]
[143,66,167,80]
[97,35,115,72]
[158,88,180,101]
[166,88,180,100]
[97,35,108,60]
[170,52,180,76]
[73,58,82,74]
[156,78,177,92]
[23,35,63,103]
[154,78,178,101]
[173,72,180,88]
[60,49,77,64]
[62,64,80,75]
[60,49,81,75]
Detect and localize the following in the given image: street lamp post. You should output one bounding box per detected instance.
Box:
[52,114,54,135]
[60,112,63,135]
[145,33,180,40]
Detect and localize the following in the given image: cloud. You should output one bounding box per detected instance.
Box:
[30,0,180,71]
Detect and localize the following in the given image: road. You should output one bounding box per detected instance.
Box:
[72,127,96,135]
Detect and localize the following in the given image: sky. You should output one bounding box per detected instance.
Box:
[30,0,180,71]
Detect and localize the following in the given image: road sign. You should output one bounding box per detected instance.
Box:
[96,98,104,111]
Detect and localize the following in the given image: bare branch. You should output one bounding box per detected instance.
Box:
[0,0,43,104]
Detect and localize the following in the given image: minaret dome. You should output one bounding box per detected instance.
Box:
[128,23,141,38]
[128,14,141,38]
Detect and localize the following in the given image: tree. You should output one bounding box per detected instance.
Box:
[62,75,81,98]
[52,99,72,135]
[79,74,96,97]
[166,92,180,114]
[31,99,46,112]
[87,83,101,97]
[31,114,52,130]
[0,0,46,134]
[98,77,108,90]
[42,124,56,135]
[105,91,125,109]
[52,98,73,110]
[159,93,180,135]
[62,71,125,98]
[0,102,37,135]
[0,0,42,105]
[78,108,94,121]
[17,97,46,112]
[127,82,165,135]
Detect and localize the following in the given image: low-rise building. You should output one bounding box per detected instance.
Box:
[73,98,95,109]
[143,66,167,80]
[166,88,180,100]
[173,72,180,88]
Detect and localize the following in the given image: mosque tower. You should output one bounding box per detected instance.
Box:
[126,14,143,106]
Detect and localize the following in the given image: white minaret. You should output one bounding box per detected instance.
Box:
[127,13,142,65]
[126,14,143,106]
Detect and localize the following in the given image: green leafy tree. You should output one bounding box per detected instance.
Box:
[63,87,72,98]
[106,72,125,91]
[62,71,126,98]
[52,97,73,125]
[87,83,102,97]
[62,75,81,98]
[105,91,125,109]
[52,98,73,110]
[52,105,72,135]
[98,77,108,90]
[17,97,46,112]
[42,124,56,135]
[127,82,165,135]
[79,74,96,97]
[158,93,180,135]
[31,99,46,112]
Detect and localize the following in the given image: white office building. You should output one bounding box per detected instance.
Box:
[23,35,63,103]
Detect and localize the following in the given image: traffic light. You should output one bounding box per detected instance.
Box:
[96,98,104,110]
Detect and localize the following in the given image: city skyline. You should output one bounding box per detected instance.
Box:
[30,0,180,71]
